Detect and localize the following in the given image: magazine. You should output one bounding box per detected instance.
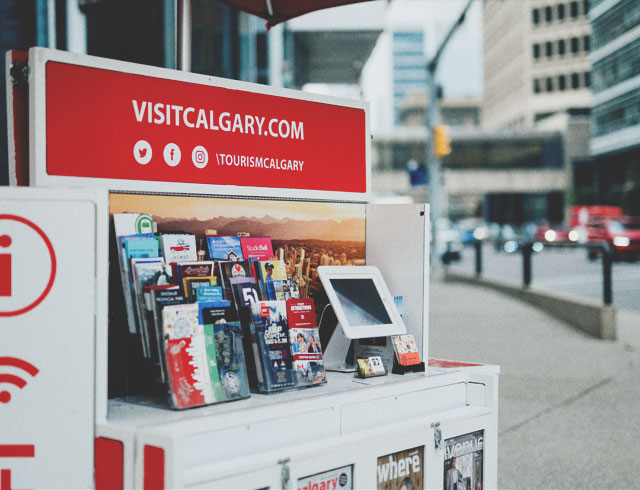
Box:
[297,465,353,490]
[203,321,250,401]
[117,234,159,334]
[377,446,424,490]
[183,276,218,302]
[443,431,484,490]
[161,234,198,263]
[218,260,254,301]
[206,236,244,261]
[239,236,274,261]
[131,258,171,357]
[175,261,216,293]
[287,298,326,385]
[249,301,297,392]
[391,334,421,366]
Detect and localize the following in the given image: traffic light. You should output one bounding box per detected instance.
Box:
[433,125,452,158]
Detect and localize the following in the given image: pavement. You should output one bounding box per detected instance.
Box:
[429,279,640,490]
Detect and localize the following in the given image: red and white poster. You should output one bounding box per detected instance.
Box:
[0,189,102,489]
[38,51,368,198]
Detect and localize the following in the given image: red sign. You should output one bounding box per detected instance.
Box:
[45,62,367,194]
[0,215,56,317]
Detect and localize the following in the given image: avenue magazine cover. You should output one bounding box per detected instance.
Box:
[444,430,484,490]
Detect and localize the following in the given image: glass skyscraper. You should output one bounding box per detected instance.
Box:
[590,0,640,212]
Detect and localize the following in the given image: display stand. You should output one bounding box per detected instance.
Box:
[392,361,426,375]
[3,47,500,489]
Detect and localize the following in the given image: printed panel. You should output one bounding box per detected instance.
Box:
[40,55,368,198]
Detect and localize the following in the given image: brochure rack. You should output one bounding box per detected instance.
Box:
[3,47,500,489]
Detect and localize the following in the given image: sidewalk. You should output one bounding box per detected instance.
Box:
[429,279,640,489]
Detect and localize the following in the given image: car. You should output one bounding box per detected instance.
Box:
[585,217,640,260]
[533,223,580,244]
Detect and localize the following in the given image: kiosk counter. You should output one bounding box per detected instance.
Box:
[1,47,500,489]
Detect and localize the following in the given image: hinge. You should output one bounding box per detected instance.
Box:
[431,422,443,449]
[10,61,29,86]
[279,457,291,490]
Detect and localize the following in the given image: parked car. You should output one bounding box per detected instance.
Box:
[585,217,640,260]
[533,223,579,244]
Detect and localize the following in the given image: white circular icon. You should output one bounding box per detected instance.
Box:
[163,143,181,167]
[191,146,209,169]
[133,140,152,165]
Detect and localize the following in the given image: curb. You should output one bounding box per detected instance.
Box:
[443,271,617,340]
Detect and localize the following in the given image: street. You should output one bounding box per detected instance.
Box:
[448,244,640,312]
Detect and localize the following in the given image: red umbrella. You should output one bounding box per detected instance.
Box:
[215,0,378,28]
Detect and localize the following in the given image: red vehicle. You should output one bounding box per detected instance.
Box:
[570,205,622,227]
[533,223,578,244]
[586,216,640,260]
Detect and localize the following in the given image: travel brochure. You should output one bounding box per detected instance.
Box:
[113,212,328,407]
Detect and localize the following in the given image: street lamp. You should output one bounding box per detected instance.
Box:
[426,0,474,272]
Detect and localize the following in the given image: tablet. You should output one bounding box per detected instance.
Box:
[317,265,407,339]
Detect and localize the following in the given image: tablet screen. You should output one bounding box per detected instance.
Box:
[329,278,392,326]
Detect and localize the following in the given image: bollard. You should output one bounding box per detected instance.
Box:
[474,239,482,276]
[602,243,613,305]
[522,242,532,287]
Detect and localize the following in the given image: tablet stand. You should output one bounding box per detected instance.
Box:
[323,323,355,372]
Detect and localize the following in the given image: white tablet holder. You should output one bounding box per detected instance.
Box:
[317,266,407,372]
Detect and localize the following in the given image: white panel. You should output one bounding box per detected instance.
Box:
[0,188,103,489]
[183,408,337,467]
[340,383,466,434]
[366,203,430,360]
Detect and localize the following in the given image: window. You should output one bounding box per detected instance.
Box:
[571,37,579,53]
[571,72,580,89]
[545,5,553,22]
[570,1,578,18]
[583,35,590,52]
[532,8,540,25]
[546,41,554,57]
[583,0,589,15]
[558,75,567,90]
[533,43,541,59]
[534,79,541,93]
[584,71,591,87]
[557,3,565,20]
[558,39,566,55]
[546,77,554,92]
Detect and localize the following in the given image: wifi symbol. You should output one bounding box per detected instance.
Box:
[0,357,39,404]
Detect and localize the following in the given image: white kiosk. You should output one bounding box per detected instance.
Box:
[2,47,499,489]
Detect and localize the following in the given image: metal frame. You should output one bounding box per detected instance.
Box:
[28,47,372,203]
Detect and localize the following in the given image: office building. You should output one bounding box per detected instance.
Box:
[483,0,592,128]
[588,0,640,213]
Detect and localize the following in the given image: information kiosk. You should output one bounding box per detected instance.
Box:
[2,47,499,489]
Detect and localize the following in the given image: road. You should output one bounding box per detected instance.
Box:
[447,244,640,311]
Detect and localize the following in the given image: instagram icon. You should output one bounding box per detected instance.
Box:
[192,146,209,169]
